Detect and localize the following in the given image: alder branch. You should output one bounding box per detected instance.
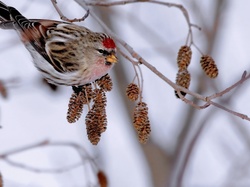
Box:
[0,140,97,173]
[51,0,90,22]
[207,71,248,100]
[3,158,83,173]
[70,0,250,121]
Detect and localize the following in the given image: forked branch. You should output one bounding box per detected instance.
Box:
[51,0,90,22]
[48,0,250,122]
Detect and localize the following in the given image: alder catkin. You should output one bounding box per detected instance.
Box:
[200,55,219,78]
[67,92,84,123]
[97,170,108,187]
[126,83,140,101]
[177,45,192,69]
[85,89,107,145]
[175,69,191,98]
[96,74,113,92]
[85,109,101,145]
[0,81,7,99]
[0,172,3,187]
[67,84,93,123]
[133,101,151,144]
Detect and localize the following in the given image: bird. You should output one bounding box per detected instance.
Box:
[0,1,117,86]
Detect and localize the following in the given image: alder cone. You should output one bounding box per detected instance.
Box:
[0,173,2,187]
[96,74,113,92]
[85,89,107,145]
[0,80,7,99]
[177,45,192,69]
[97,170,108,187]
[175,69,191,98]
[67,84,93,123]
[133,102,151,143]
[200,55,218,78]
[67,92,84,123]
[85,109,102,145]
[126,83,140,101]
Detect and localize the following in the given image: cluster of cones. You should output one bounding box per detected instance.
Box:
[175,45,219,98]
[67,74,112,145]
[126,83,151,144]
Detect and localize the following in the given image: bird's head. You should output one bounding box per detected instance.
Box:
[91,34,117,66]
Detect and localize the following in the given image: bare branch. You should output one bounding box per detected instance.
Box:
[0,140,48,158]
[207,71,248,100]
[210,101,250,120]
[51,0,90,22]
[3,158,83,173]
[0,140,98,173]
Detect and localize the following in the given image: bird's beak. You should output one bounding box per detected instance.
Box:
[106,54,118,64]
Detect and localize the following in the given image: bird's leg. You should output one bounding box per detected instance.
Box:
[72,85,83,95]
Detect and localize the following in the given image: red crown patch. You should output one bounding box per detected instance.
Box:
[103,38,116,49]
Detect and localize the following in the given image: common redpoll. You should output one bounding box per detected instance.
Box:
[0,1,117,86]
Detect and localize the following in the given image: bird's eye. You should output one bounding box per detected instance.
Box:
[97,49,110,56]
[98,49,105,54]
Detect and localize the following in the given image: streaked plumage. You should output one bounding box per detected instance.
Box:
[0,1,117,86]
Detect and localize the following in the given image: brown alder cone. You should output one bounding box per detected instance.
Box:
[0,173,3,187]
[175,69,191,98]
[177,45,192,69]
[85,89,107,145]
[97,170,108,187]
[67,84,93,123]
[200,55,219,78]
[126,83,140,101]
[95,74,113,92]
[0,81,7,98]
[133,101,151,144]
[85,109,102,145]
[67,92,85,123]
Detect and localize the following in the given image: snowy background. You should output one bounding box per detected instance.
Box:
[1,0,250,187]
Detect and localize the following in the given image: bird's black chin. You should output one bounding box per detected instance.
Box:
[105,61,112,66]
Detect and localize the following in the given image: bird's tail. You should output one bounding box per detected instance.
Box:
[0,1,11,21]
[0,1,15,29]
[0,1,30,30]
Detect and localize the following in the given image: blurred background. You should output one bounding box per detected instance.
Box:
[1,0,250,186]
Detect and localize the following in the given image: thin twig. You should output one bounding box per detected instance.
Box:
[0,140,48,158]
[207,71,248,100]
[0,140,98,173]
[210,101,250,120]
[51,0,90,22]
[3,158,83,173]
[176,90,210,109]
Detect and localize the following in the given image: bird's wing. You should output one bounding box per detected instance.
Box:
[8,6,67,73]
